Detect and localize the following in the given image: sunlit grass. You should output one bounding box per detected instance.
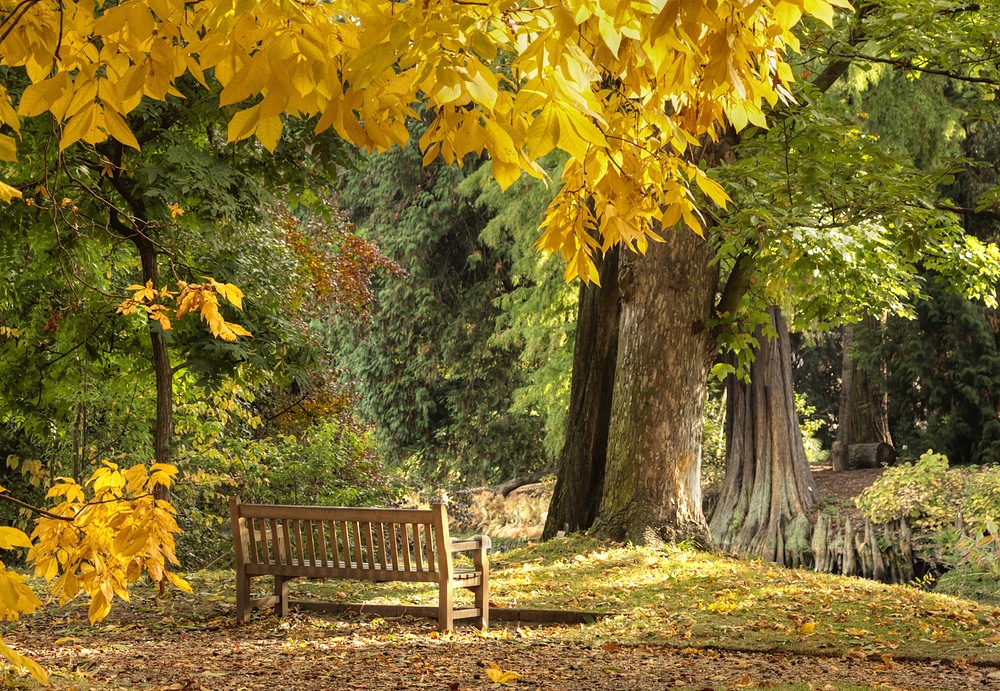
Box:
[278,535,1000,662]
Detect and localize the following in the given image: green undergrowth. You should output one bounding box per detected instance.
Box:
[279,535,1000,662]
[935,565,1000,606]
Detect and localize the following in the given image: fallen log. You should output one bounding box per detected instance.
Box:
[490,470,551,497]
[847,442,896,469]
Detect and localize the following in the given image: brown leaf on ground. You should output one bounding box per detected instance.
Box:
[3,594,997,691]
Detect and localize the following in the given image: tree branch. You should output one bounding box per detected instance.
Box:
[936,203,1000,222]
[825,51,1000,87]
[0,493,73,521]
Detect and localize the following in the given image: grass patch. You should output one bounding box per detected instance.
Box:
[284,535,1000,662]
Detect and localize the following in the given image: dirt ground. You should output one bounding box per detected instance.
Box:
[6,596,1000,691]
[10,464,994,691]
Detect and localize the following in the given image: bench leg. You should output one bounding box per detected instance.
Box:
[438,581,454,632]
[235,570,252,623]
[274,576,290,618]
[474,579,489,629]
[474,548,489,629]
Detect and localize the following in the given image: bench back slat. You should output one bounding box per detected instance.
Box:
[279,518,293,565]
[388,524,400,571]
[400,524,412,572]
[304,520,317,564]
[423,522,435,572]
[375,523,388,570]
[292,520,302,564]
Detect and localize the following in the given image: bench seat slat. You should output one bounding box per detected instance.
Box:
[245,561,482,584]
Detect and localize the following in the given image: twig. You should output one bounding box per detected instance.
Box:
[0,493,73,521]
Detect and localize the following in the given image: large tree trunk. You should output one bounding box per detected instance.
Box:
[543,248,620,538]
[832,315,892,471]
[709,307,817,565]
[591,229,717,547]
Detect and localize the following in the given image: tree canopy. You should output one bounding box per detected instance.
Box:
[1,0,847,279]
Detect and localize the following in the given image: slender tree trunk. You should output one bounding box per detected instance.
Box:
[543,248,620,538]
[591,229,717,547]
[709,307,817,565]
[105,139,173,499]
[832,315,892,471]
[132,233,173,500]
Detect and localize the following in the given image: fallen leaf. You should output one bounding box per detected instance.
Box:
[485,662,523,684]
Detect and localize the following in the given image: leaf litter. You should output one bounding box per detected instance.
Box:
[3,540,1000,689]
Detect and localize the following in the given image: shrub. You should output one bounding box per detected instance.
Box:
[857,450,1000,572]
[855,450,965,533]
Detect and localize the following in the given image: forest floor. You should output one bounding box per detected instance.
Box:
[8,465,1000,691]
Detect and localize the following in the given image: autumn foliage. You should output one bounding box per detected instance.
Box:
[0,0,847,279]
[1,462,188,683]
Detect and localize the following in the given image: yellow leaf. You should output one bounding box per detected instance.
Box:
[17,74,68,118]
[210,280,245,309]
[0,636,47,684]
[256,115,283,152]
[802,0,836,26]
[693,170,731,208]
[798,621,816,635]
[525,102,560,160]
[598,16,621,57]
[101,104,140,150]
[165,570,193,593]
[226,322,253,338]
[0,527,32,550]
[60,105,99,151]
[490,159,521,190]
[88,588,112,624]
[0,181,21,203]
[227,105,260,143]
[485,662,523,683]
[0,134,17,162]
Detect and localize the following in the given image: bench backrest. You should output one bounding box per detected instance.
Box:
[229,498,454,583]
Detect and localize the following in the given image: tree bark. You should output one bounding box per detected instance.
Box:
[543,248,620,538]
[104,139,173,500]
[709,307,817,566]
[832,315,892,472]
[131,231,174,501]
[591,229,717,547]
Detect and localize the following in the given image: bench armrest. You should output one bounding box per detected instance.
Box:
[450,535,492,552]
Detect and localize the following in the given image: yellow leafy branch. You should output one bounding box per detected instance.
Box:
[0,463,190,682]
[116,278,252,342]
[0,0,852,281]
[29,462,190,624]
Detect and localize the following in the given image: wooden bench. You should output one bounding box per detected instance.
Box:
[228,497,491,631]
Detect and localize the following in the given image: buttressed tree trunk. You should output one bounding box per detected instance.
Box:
[543,248,620,538]
[709,307,817,565]
[591,228,718,547]
[832,315,892,472]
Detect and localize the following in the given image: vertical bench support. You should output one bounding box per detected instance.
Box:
[432,502,455,632]
[229,497,252,623]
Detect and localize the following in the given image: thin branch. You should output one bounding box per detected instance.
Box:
[0,493,73,521]
[936,203,1000,222]
[825,51,1000,87]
